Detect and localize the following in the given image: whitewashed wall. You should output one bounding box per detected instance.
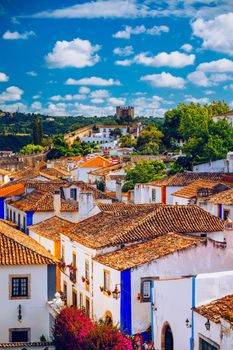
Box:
[0,265,50,343]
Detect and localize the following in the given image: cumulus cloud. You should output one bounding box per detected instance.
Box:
[180,43,193,53]
[140,72,185,89]
[49,94,86,101]
[26,71,37,77]
[197,58,233,72]
[0,86,24,102]
[90,98,105,104]
[0,102,27,113]
[113,25,169,39]
[31,101,42,109]
[185,96,210,104]
[90,89,110,98]
[45,38,101,68]
[113,45,134,56]
[79,86,90,94]
[2,30,35,40]
[108,97,126,105]
[65,76,121,86]
[0,72,9,82]
[187,71,209,87]
[116,51,195,68]
[192,13,233,55]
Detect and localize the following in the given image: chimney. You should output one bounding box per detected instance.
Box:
[79,192,94,221]
[116,180,122,201]
[53,190,61,215]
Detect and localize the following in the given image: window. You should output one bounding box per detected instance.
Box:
[18,214,21,228]
[86,297,90,318]
[23,216,26,232]
[104,270,110,291]
[61,245,65,261]
[9,328,30,342]
[85,260,90,281]
[72,289,77,307]
[10,210,12,221]
[141,279,151,302]
[72,252,77,268]
[79,293,83,309]
[70,188,77,201]
[10,276,30,299]
[13,211,16,223]
[199,337,219,350]
[151,189,156,202]
[63,282,67,305]
[223,209,230,221]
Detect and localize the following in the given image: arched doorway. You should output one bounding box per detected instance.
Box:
[161,322,173,350]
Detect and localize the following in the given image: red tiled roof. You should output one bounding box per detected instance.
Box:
[30,216,76,240]
[151,173,231,187]
[94,233,204,270]
[79,156,112,168]
[0,221,55,265]
[194,294,233,327]
[172,180,228,199]
[209,187,233,205]
[0,183,25,198]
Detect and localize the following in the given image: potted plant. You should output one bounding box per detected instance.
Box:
[99,286,104,292]
[81,276,86,282]
[107,290,111,296]
[86,279,90,285]
[137,292,141,301]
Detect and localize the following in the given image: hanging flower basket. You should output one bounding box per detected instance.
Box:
[100,286,104,292]
[81,276,86,283]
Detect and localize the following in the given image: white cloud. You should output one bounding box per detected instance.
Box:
[140,72,185,89]
[45,38,101,68]
[180,43,193,53]
[90,89,110,98]
[113,45,134,56]
[65,76,121,86]
[0,72,9,82]
[0,86,24,102]
[108,97,126,105]
[49,94,85,101]
[31,101,42,109]
[192,13,233,55]
[116,51,195,68]
[33,94,41,99]
[0,102,27,113]
[2,30,35,40]
[197,58,233,72]
[79,86,90,94]
[90,98,105,104]
[185,96,210,104]
[204,90,215,95]
[113,25,169,39]
[187,71,210,87]
[32,0,150,19]
[26,70,37,77]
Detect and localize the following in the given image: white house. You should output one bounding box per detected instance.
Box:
[0,168,10,185]
[0,220,56,349]
[134,173,227,205]
[213,110,233,126]
[151,270,233,350]
[28,203,231,340]
[77,156,113,182]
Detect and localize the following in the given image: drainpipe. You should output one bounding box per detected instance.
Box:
[190,276,196,350]
[150,280,155,343]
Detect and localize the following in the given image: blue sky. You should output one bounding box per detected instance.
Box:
[1,0,233,117]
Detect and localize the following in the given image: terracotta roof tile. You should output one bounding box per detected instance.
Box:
[79,156,112,168]
[30,216,76,240]
[88,163,126,176]
[0,168,11,175]
[0,183,25,198]
[68,204,223,249]
[0,342,53,348]
[0,221,55,265]
[194,294,233,327]
[8,190,78,212]
[209,188,233,205]
[151,173,232,187]
[94,233,204,270]
[172,180,229,199]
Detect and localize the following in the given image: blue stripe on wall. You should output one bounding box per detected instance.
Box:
[26,211,34,235]
[219,204,222,219]
[190,276,196,350]
[120,269,132,335]
[0,198,5,219]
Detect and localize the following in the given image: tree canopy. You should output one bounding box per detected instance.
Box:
[122,160,165,192]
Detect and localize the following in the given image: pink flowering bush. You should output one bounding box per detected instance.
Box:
[54,307,133,350]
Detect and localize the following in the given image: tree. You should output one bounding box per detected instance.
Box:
[20,144,44,154]
[122,160,165,192]
[53,307,133,350]
[119,134,136,148]
[136,125,163,155]
[32,115,43,145]
[110,128,122,139]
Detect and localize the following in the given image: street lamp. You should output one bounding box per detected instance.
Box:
[185,318,191,328]
[205,319,210,331]
[112,285,120,299]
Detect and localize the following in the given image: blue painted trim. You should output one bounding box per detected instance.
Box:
[151,280,155,343]
[120,269,132,335]
[219,204,223,219]
[26,211,34,235]
[190,276,196,350]
[0,197,5,219]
